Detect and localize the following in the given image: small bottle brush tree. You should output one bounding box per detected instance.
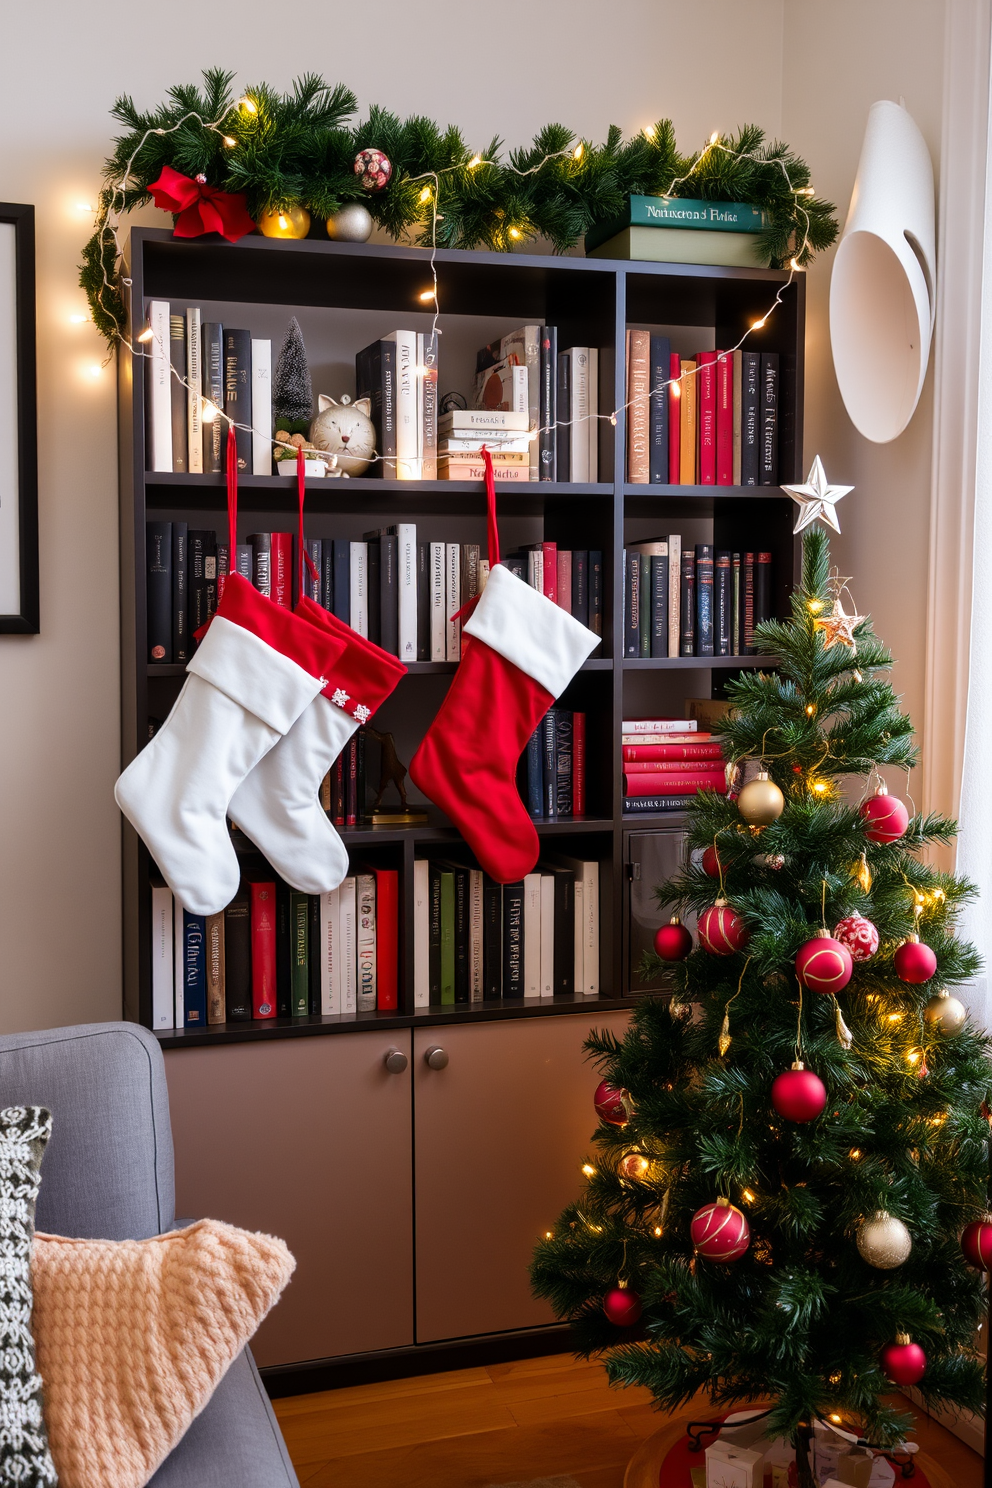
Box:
[272,315,313,435]
[532,527,992,1487]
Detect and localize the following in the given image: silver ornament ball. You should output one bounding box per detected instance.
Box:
[924,989,967,1034]
[326,204,374,243]
[857,1210,912,1269]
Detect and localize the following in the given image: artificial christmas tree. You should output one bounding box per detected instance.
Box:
[532,528,992,1488]
[272,316,313,434]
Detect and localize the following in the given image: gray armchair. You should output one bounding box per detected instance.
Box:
[0,1022,299,1488]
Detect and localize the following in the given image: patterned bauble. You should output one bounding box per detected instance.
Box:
[737,770,785,826]
[701,845,722,878]
[618,1152,651,1181]
[857,1210,912,1269]
[354,148,393,191]
[754,852,786,871]
[593,1080,628,1127]
[859,784,910,843]
[654,917,692,961]
[691,1197,750,1263]
[961,1216,992,1270]
[924,988,967,1033]
[603,1286,642,1326]
[795,930,853,994]
[833,913,879,962]
[771,1062,827,1123]
[893,935,937,984]
[698,899,750,956]
[325,203,373,242]
[257,204,311,239]
[881,1334,927,1386]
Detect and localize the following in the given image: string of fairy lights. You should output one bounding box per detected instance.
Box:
[79,92,816,472]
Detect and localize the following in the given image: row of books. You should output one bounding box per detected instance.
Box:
[520,709,586,821]
[622,717,726,814]
[356,329,438,479]
[414,855,600,1001]
[623,540,772,659]
[473,327,599,482]
[625,332,783,487]
[150,867,399,1029]
[146,522,604,665]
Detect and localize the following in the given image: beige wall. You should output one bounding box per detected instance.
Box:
[0,0,943,1030]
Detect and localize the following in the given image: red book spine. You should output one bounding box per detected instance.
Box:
[623,771,726,796]
[572,712,586,815]
[668,353,681,483]
[270,533,292,609]
[374,869,399,1010]
[345,736,358,828]
[250,881,277,1019]
[623,759,727,774]
[556,549,572,612]
[744,552,756,651]
[622,742,724,762]
[716,351,734,486]
[541,542,557,604]
[697,351,717,485]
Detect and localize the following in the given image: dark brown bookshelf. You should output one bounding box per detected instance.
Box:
[119,227,804,1041]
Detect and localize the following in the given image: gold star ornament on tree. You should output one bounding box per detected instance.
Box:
[783,456,854,534]
[814,596,865,650]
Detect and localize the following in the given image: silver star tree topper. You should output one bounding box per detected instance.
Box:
[782,456,854,535]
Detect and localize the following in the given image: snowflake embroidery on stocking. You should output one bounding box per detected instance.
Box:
[354,704,371,724]
[331,688,350,709]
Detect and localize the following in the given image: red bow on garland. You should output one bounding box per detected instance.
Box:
[148,164,256,242]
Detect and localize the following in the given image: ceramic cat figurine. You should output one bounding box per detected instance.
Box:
[309,394,376,477]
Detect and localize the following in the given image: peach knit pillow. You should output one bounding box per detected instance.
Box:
[30,1219,295,1488]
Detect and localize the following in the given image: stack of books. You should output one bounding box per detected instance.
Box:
[623,540,772,659]
[621,719,726,814]
[438,409,532,482]
[586,196,769,268]
[413,854,599,1002]
[356,331,437,479]
[520,708,586,821]
[150,867,399,1030]
[624,332,782,486]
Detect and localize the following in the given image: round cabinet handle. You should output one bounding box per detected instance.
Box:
[383,1049,408,1074]
[424,1046,449,1070]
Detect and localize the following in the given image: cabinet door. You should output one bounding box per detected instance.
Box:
[165,1032,414,1367]
[413,1011,630,1342]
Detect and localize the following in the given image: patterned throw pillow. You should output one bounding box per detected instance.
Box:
[0,1105,58,1488]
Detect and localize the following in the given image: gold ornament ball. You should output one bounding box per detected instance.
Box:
[738,770,785,826]
[258,205,311,240]
[924,989,967,1034]
[857,1210,912,1269]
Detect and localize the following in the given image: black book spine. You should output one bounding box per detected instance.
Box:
[303,538,322,605]
[539,325,557,480]
[551,868,575,996]
[428,863,443,1004]
[555,711,573,819]
[679,549,696,656]
[169,315,187,474]
[223,328,252,473]
[308,894,321,1014]
[416,542,430,661]
[320,544,334,613]
[332,540,350,624]
[482,877,502,998]
[541,709,558,820]
[146,522,172,663]
[759,353,779,485]
[248,532,271,598]
[501,881,524,998]
[224,890,252,1021]
[204,532,218,622]
[556,352,571,482]
[188,529,209,636]
[624,551,640,657]
[589,551,603,637]
[345,736,358,827]
[452,865,470,1004]
[650,553,670,658]
[638,554,651,658]
[356,727,366,823]
[571,550,588,628]
[695,543,714,657]
[380,533,398,655]
[202,322,225,474]
[380,341,397,473]
[715,551,732,657]
[649,334,671,483]
[623,795,696,812]
[741,352,761,486]
[755,551,773,628]
[276,882,292,1019]
[172,522,188,664]
[365,535,382,647]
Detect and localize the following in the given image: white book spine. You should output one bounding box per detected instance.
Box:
[430,541,446,661]
[511,364,528,415]
[389,331,419,479]
[173,896,184,1028]
[414,860,430,1008]
[569,348,590,483]
[469,869,484,1003]
[540,876,555,997]
[320,887,340,1014]
[587,347,598,482]
[573,877,585,994]
[148,300,173,472]
[151,887,174,1030]
[350,542,368,637]
[445,542,461,661]
[438,409,529,432]
[251,339,272,475]
[339,878,357,1014]
[527,549,544,593]
[185,307,202,473]
[356,872,376,1011]
[523,874,542,996]
[395,523,417,662]
[668,533,682,659]
[583,862,599,993]
[478,559,491,592]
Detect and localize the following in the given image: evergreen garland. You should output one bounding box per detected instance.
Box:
[81,70,839,344]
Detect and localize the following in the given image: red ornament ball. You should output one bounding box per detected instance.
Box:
[603,1286,642,1326]
[795,932,854,995]
[654,918,693,961]
[860,787,910,844]
[691,1198,750,1262]
[771,1064,827,1123]
[698,901,750,956]
[354,148,393,191]
[893,937,937,984]
[881,1336,927,1386]
[702,845,722,878]
[833,913,879,962]
[593,1080,628,1126]
[961,1218,992,1270]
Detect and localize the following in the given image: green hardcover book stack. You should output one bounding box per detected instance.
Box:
[586,196,768,267]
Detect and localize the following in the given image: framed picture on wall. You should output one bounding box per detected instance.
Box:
[0,203,38,633]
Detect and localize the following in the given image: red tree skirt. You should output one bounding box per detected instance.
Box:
[656,1428,931,1487]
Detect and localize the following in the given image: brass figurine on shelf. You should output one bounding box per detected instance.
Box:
[364,727,428,826]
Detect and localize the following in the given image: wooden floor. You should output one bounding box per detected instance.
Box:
[273,1352,985,1488]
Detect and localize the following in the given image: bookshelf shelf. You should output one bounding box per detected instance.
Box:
[120,227,804,1037]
